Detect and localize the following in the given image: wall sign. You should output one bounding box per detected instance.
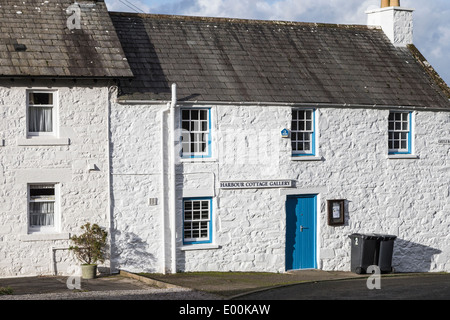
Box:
[438,139,450,145]
[281,129,290,138]
[327,199,345,226]
[220,180,293,189]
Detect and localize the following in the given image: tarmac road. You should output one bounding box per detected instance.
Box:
[235,273,450,300]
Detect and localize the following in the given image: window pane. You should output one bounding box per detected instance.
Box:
[29,107,53,133]
[29,184,55,228]
[30,185,55,198]
[199,110,207,120]
[299,121,304,131]
[201,121,208,131]
[182,110,190,120]
[306,121,312,131]
[304,142,310,151]
[402,121,408,131]
[388,121,394,131]
[29,92,53,105]
[305,111,312,120]
[182,121,190,131]
[182,142,191,154]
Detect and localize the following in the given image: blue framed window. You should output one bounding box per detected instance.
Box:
[183,197,212,245]
[291,109,315,156]
[181,108,212,158]
[388,111,412,154]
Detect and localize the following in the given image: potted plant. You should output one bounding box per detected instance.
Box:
[69,222,108,279]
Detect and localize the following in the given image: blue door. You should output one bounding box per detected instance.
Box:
[286,195,317,270]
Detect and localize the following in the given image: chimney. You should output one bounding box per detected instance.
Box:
[366,0,414,47]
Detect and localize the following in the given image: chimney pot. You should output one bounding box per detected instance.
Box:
[381,0,389,8]
[390,0,400,6]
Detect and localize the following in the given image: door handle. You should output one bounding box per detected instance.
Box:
[300,226,308,232]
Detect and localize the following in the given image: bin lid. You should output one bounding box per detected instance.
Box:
[371,233,397,240]
[348,233,378,240]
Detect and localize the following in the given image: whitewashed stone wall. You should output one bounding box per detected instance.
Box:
[111,103,450,274]
[109,104,167,273]
[0,80,111,277]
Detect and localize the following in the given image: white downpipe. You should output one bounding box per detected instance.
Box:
[169,83,177,274]
[160,103,169,274]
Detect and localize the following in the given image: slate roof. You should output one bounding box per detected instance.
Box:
[110,13,450,109]
[0,0,132,78]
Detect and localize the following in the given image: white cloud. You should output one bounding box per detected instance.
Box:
[174,0,378,23]
[105,0,150,13]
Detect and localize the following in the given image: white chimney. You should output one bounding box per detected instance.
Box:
[366,0,414,47]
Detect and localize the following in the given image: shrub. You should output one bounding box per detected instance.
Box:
[69,223,108,265]
[0,287,13,295]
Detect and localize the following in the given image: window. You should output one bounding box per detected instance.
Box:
[181,108,211,158]
[27,91,55,136]
[291,109,315,156]
[388,111,411,154]
[183,198,212,245]
[28,184,57,232]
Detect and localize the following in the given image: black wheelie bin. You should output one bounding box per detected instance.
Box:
[373,234,397,273]
[348,233,378,274]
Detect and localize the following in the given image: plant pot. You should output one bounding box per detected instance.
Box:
[81,264,97,279]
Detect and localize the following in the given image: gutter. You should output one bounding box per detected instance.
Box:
[117,100,450,112]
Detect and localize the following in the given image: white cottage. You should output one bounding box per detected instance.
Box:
[0,0,449,278]
[109,1,450,275]
[0,0,132,277]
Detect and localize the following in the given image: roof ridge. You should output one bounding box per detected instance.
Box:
[108,11,372,29]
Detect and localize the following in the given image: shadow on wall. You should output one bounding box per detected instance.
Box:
[393,238,442,273]
[110,230,157,272]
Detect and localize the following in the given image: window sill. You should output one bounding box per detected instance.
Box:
[387,154,419,160]
[180,244,220,251]
[17,137,70,146]
[291,155,323,161]
[20,232,70,242]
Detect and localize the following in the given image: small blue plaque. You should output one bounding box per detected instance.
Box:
[281,128,290,138]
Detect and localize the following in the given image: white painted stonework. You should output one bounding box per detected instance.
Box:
[2,79,450,278]
[366,6,414,46]
[109,101,450,274]
[0,80,112,277]
[1,81,449,277]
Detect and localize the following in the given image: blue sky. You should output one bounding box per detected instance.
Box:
[105,0,450,87]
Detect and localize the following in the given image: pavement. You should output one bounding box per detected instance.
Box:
[0,269,370,300]
[4,269,449,301]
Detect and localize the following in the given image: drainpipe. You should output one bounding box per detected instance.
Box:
[160,102,169,274]
[169,83,177,274]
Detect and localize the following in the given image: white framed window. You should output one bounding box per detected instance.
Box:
[28,184,59,233]
[388,111,412,154]
[291,109,315,156]
[183,197,212,245]
[27,91,56,136]
[181,108,212,158]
